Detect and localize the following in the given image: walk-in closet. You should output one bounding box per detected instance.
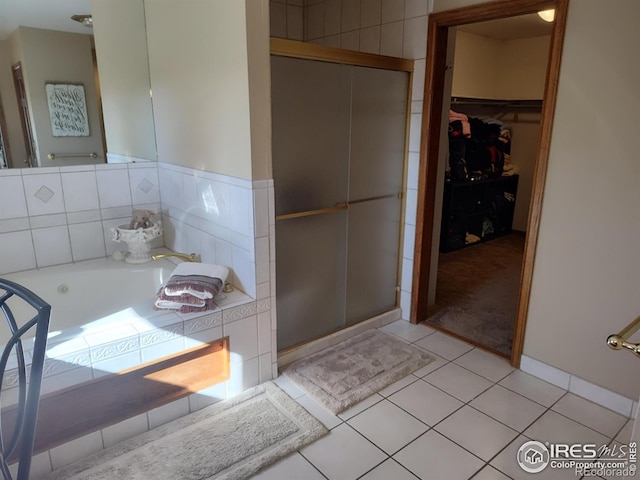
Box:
[425,14,552,356]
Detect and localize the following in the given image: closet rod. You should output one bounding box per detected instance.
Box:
[450,97,542,110]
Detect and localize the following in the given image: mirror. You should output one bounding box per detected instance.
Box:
[0,0,157,168]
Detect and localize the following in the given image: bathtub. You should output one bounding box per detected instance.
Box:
[0,253,255,393]
[2,257,175,344]
[0,255,267,477]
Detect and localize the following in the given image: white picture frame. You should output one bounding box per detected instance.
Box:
[45,83,90,137]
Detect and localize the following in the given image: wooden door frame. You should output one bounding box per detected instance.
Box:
[411,0,569,367]
[11,62,37,168]
[0,98,12,168]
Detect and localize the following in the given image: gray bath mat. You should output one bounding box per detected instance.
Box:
[46,382,327,480]
[283,329,434,414]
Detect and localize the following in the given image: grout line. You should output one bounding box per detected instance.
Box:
[495,373,565,410]
[296,451,330,480]
[287,326,628,479]
[547,397,621,442]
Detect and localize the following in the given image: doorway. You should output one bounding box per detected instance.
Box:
[11,63,37,168]
[0,96,11,168]
[411,0,569,367]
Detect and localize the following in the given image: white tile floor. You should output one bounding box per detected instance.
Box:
[253,321,633,480]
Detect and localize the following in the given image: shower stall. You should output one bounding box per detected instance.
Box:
[271,42,412,351]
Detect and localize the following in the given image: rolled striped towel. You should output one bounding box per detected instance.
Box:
[162,263,229,300]
[154,289,216,313]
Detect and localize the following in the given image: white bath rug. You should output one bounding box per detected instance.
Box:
[46,382,327,480]
[283,329,434,414]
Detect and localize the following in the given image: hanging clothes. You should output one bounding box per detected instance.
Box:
[449,109,471,137]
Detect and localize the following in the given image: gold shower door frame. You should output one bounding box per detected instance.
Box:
[271,39,414,352]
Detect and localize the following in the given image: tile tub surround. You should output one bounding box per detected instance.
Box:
[0,159,278,474]
[0,160,277,377]
[2,288,272,474]
[0,163,162,275]
[0,161,276,474]
[158,163,277,382]
[158,162,276,305]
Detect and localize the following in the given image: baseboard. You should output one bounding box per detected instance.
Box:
[277,308,401,369]
[520,355,638,418]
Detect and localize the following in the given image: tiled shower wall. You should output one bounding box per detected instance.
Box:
[269,0,305,40]
[0,163,161,276]
[271,0,430,320]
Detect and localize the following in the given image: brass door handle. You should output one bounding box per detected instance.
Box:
[276,204,349,221]
[275,193,402,222]
[607,315,640,358]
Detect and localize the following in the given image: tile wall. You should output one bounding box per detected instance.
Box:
[0,163,162,276]
[0,161,274,324]
[158,162,274,301]
[303,0,429,61]
[0,162,273,312]
[269,0,305,40]
[0,160,277,379]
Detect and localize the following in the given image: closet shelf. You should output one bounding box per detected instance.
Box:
[450,97,542,111]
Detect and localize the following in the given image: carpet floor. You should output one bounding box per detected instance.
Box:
[425,234,525,356]
[45,382,327,480]
[283,330,434,414]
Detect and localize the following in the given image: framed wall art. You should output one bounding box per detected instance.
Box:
[45,83,90,137]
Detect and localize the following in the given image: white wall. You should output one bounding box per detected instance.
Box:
[500,35,550,99]
[247,0,273,181]
[92,0,156,162]
[452,31,549,100]
[434,0,640,400]
[451,30,503,98]
[524,0,640,400]
[144,0,253,179]
[509,112,540,231]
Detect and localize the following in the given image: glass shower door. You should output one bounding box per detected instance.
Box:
[272,56,409,350]
[271,56,351,350]
[345,66,408,325]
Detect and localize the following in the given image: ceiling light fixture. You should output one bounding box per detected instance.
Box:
[71,14,93,28]
[537,9,555,22]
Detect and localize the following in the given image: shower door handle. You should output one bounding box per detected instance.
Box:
[275,203,349,221]
[607,315,640,358]
[347,192,402,206]
[275,193,402,221]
